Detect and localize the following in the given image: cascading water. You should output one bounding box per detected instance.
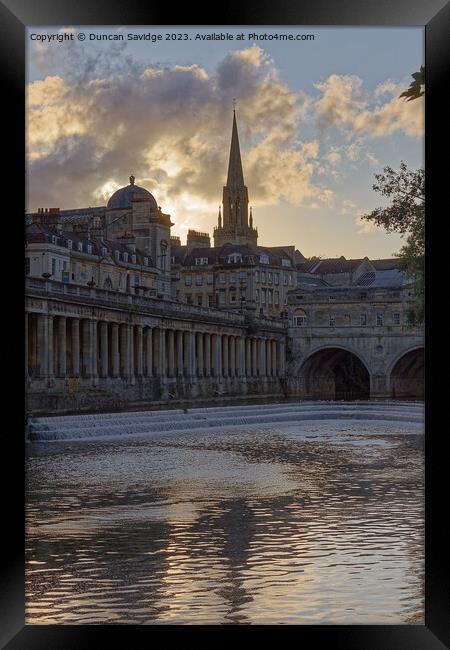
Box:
[28,401,424,442]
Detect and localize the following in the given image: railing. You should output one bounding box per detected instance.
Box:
[25,277,287,331]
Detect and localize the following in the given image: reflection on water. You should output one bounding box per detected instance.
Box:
[26,422,424,624]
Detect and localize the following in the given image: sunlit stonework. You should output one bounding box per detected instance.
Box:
[25,111,424,416]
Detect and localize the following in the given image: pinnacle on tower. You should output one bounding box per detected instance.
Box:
[226,110,245,188]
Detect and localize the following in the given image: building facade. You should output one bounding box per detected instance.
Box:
[25,111,424,415]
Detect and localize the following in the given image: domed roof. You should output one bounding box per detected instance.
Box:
[107,176,158,210]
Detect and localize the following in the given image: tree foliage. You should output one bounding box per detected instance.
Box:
[361,162,424,326]
[399,66,424,101]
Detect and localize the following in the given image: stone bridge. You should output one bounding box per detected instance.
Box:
[287,327,424,399]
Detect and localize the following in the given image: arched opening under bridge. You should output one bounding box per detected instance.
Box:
[390,348,424,399]
[302,347,370,400]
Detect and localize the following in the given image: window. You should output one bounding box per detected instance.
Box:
[274,273,279,285]
[261,288,266,304]
[255,289,259,302]
[261,271,266,283]
[52,235,57,245]
[219,272,226,284]
[376,313,384,326]
[185,274,192,286]
[207,272,213,285]
[360,313,367,326]
[87,244,93,254]
[230,292,236,304]
[197,295,203,306]
[260,254,269,264]
[274,290,279,306]
[228,253,243,263]
[284,274,288,286]
[329,315,335,327]
[114,250,120,261]
[68,239,73,250]
[282,258,291,267]
[134,273,139,286]
[393,312,401,325]
[268,272,273,284]
[131,254,137,264]
[293,311,307,326]
[239,271,247,281]
[51,258,56,276]
[359,293,367,300]
[255,270,260,283]
[268,289,273,305]
[144,257,148,266]
[195,274,203,285]
[208,294,214,307]
[289,274,293,285]
[195,257,209,265]
[78,242,83,252]
[123,252,128,263]
[186,294,193,305]
[218,290,226,305]
[25,258,30,275]
[230,272,236,283]
[101,247,107,257]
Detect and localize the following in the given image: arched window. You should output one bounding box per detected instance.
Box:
[103,277,113,290]
[293,309,307,327]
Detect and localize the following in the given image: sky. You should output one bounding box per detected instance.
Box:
[26,26,424,259]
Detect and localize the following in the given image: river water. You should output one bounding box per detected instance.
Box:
[26,419,424,625]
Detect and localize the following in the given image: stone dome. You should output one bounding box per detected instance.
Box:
[107,176,158,210]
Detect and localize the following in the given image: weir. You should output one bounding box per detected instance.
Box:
[28,400,424,442]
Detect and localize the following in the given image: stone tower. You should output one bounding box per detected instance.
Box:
[213,110,258,247]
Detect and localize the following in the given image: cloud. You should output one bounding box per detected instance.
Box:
[26,46,326,217]
[313,73,423,138]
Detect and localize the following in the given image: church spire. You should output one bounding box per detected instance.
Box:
[226,109,245,188]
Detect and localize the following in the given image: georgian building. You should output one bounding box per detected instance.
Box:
[24,110,424,414]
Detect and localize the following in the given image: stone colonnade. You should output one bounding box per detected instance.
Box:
[25,313,286,383]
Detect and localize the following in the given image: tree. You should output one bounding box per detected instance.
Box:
[399,66,424,102]
[361,162,424,325]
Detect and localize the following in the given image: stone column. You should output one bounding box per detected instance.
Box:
[246,339,251,378]
[222,335,229,377]
[189,331,196,377]
[176,330,183,377]
[25,313,28,378]
[197,332,204,377]
[238,337,245,377]
[57,317,67,378]
[91,320,98,381]
[167,329,175,378]
[278,340,285,376]
[271,340,277,377]
[135,325,143,377]
[36,314,45,377]
[152,328,160,377]
[111,323,119,378]
[128,325,135,382]
[259,339,266,377]
[47,315,54,380]
[230,336,236,377]
[159,328,166,378]
[266,339,272,378]
[100,321,108,378]
[120,324,128,378]
[251,338,257,377]
[145,328,153,377]
[212,333,222,378]
[72,319,80,377]
[204,333,211,377]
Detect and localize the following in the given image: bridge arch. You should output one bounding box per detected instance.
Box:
[388,346,424,399]
[300,345,371,400]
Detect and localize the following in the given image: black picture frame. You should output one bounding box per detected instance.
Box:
[2,0,448,645]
